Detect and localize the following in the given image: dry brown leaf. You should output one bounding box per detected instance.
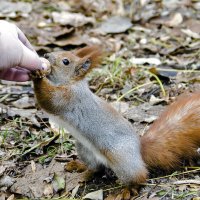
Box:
[53,35,88,47]
[10,160,89,198]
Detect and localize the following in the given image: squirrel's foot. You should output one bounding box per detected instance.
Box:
[65,160,94,182]
[65,160,88,173]
[105,188,139,200]
[30,69,46,79]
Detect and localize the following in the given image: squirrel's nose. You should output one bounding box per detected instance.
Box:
[44,53,50,59]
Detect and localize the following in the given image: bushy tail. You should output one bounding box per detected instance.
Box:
[141,92,200,170]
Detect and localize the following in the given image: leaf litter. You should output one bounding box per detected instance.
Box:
[0,0,200,199]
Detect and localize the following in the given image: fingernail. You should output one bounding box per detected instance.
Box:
[41,62,48,70]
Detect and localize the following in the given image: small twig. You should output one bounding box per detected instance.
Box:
[0,94,10,103]
[173,180,200,185]
[148,71,166,97]
[135,65,200,73]
[117,81,156,101]
[139,183,170,187]
[103,184,124,192]
[21,132,59,157]
[148,168,200,181]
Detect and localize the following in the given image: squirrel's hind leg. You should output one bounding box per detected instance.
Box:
[103,149,148,184]
[76,141,104,172]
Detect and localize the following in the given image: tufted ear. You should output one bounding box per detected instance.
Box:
[74,46,103,80]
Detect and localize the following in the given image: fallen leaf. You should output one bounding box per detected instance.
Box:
[129,57,161,65]
[96,16,132,34]
[149,95,165,105]
[7,107,40,127]
[110,101,129,113]
[83,189,103,200]
[0,166,6,176]
[53,35,88,47]
[193,2,200,10]
[0,176,15,188]
[7,194,15,200]
[10,159,86,199]
[10,162,59,198]
[12,96,35,109]
[124,103,164,124]
[71,184,80,198]
[0,1,32,18]
[7,108,37,118]
[43,183,53,197]
[185,19,200,34]
[165,13,183,27]
[181,29,200,39]
[78,0,111,13]
[52,173,65,192]
[65,171,89,192]
[52,12,95,27]
[31,160,36,173]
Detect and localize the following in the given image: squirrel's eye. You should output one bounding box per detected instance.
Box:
[62,59,70,65]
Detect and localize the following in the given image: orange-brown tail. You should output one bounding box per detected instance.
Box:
[141,92,200,170]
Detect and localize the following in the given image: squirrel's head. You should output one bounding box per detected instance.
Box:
[44,46,102,85]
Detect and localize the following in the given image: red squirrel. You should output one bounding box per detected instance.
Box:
[30,46,200,184]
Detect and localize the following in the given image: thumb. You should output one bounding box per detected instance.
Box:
[19,43,43,71]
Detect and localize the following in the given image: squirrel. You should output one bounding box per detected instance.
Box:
[30,46,200,185]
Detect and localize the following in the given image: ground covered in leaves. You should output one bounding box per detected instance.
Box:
[0,0,200,199]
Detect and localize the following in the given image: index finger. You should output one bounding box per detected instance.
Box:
[17,26,36,52]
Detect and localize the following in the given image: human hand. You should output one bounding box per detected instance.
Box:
[0,20,48,82]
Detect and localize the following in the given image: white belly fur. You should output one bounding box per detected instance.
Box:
[47,113,107,166]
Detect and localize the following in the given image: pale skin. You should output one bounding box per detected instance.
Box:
[0,20,48,82]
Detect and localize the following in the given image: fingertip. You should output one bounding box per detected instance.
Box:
[40,57,51,71]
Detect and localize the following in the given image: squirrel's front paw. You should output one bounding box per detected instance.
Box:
[30,70,46,79]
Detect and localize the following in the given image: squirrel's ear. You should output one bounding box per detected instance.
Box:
[75,45,100,58]
[74,48,102,79]
[74,59,91,79]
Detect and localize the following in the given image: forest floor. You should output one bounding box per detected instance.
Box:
[0,0,200,199]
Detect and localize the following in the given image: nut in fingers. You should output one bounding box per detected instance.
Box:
[30,69,46,79]
[30,57,51,80]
